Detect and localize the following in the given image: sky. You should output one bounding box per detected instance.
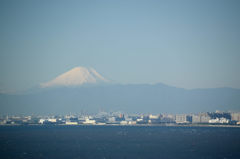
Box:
[0,0,240,92]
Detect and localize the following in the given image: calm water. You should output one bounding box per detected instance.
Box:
[0,125,240,159]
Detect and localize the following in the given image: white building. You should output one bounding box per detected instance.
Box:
[47,118,57,123]
[176,114,191,123]
[120,121,128,125]
[192,113,211,123]
[39,119,46,124]
[231,112,240,121]
[65,121,78,125]
[128,121,137,125]
[83,118,96,124]
[149,114,159,119]
[192,115,201,123]
[108,117,116,123]
[209,118,229,124]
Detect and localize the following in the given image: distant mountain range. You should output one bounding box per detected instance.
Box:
[0,67,240,115]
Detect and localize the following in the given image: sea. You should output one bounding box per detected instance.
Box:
[0,125,240,159]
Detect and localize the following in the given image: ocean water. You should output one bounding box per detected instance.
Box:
[0,126,240,159]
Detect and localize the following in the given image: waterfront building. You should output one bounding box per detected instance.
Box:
[149,114,159,119]
[47,118,57,123]
[231,112,240,122]
[176,114,192,123]
[39,119,46,124]
[108,117,116,123]
[65,121,78,125]
[209,118,229,124]
[128,121,137,125]
[200,113,211,123]
[83,118,96,124]
[192,114,201,123]
[120,121,128,125]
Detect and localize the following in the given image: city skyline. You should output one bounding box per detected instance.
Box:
[1,109,239,126]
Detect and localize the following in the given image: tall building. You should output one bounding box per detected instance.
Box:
[176,114,192,123]
[200,113,211,123]
[192,115,201,123]
[192,113,211,123]
[231,112,240,121]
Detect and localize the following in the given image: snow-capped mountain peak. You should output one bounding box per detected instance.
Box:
[40,67,108,88]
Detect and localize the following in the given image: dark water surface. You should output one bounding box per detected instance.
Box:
[0,125,240,159]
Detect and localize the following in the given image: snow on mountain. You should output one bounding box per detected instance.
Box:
[40,67,109,88]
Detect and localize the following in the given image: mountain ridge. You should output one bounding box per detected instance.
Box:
[1,67,240,114]
[0,83,240,115]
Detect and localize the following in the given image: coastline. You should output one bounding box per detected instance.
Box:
[1,123,240,128]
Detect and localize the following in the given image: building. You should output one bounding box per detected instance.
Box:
[231,112,240,122]
[47,118,57,123]
[39,119,46,124]
[108,117,116,123]
[83,118,96,124]
[192,115,201,123]
[149,114,159,119]
[200,113,211,123]
[120,121,128,125]
[176,114,192,123]
[209,118,229,124]
[192,113,211,123]
[65,121,78,125]
[128,121,137,125]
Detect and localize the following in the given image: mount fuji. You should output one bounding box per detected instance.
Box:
[1,67,240,115]
[41,67,109,88]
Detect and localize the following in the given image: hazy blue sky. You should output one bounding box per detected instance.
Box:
[1,0,240,92]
